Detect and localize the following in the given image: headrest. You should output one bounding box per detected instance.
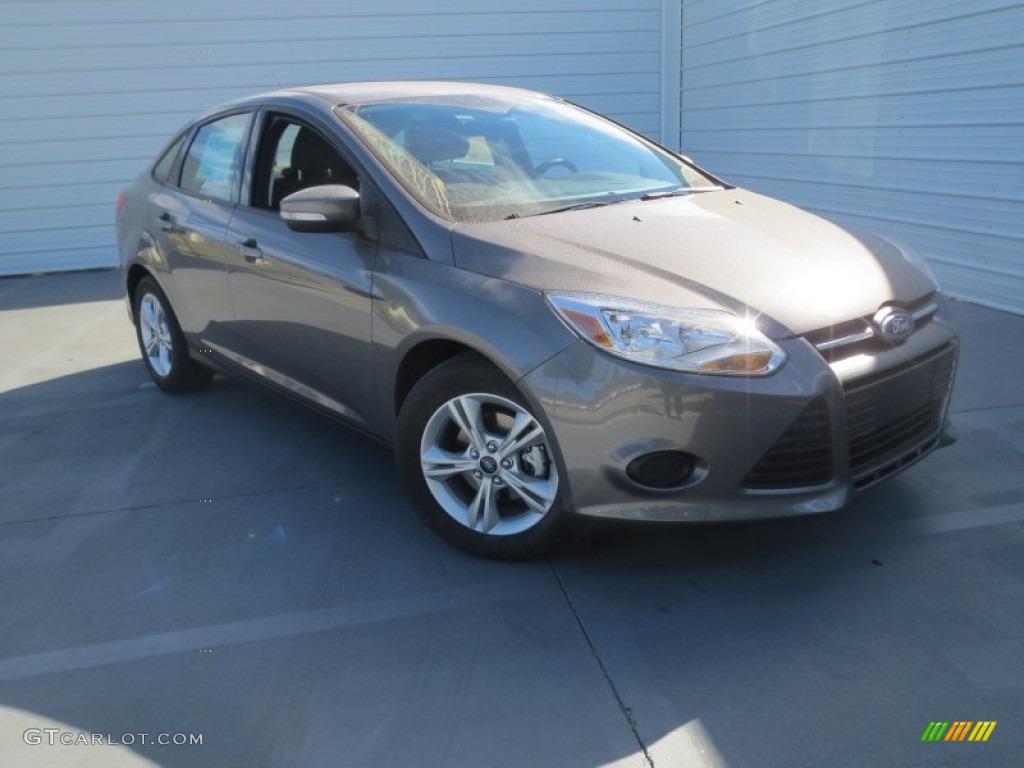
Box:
[292,129,337,173]
[405,115,470,165]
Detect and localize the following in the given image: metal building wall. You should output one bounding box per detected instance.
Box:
[0,0,663,276]
[679,1,1024,314]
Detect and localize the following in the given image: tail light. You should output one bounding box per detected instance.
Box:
[115,191,128,213]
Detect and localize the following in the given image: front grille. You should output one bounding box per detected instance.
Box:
[803,293,938,363]
[844,344,956,485]
[743,397,834,489]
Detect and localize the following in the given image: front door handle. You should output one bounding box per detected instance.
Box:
[157,212,175,231]
[238,238,263,263]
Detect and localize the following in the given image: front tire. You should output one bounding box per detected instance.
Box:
[132,276,213,393]
[396,354,568,560]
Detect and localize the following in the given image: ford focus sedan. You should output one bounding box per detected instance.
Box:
[115,82,958,558]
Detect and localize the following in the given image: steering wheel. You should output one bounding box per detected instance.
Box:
[534,158,579,176]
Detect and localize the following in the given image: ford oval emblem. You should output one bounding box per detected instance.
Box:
[874,306,915,343]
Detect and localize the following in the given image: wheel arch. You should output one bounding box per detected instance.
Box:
[125,263,153,320]
[392,334,521,418]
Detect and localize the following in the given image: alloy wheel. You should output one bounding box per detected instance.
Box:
[420,393,559,536]
[139,292,173,377]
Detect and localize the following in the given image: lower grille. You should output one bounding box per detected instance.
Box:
[844,344,956,484]
[742,343,957,492]
[743,397,834,489]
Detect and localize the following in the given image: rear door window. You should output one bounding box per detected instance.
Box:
[179,113,251,202]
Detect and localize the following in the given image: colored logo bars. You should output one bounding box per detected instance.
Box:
[921,721,997,742]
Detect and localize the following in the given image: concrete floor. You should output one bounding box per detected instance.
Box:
[0,270,1021,768]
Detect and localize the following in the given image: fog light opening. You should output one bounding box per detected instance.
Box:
[627,451,696,489]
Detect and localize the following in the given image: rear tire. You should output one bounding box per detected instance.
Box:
[396,354,569,560]
[132,276,213,393]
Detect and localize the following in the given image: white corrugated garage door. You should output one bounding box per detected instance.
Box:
[0,0,663,276]
[679,0,1024,314]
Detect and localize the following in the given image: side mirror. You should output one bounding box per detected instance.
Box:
[280,184,360,233]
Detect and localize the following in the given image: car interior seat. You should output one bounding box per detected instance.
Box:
[272,129,357,209]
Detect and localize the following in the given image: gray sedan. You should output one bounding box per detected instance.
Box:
[115,82,958,558]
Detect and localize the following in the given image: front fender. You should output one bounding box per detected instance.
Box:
[370,249,576,439]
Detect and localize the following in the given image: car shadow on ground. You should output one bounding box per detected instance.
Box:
[2,350,1021,767]
[0,269,123,311]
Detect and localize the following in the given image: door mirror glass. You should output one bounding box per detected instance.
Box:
[280,184,360,232]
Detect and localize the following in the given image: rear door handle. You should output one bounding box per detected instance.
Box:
[157,212,175,231]
[238,238,264,263]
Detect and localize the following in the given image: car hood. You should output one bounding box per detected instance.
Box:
[450,188,936,336]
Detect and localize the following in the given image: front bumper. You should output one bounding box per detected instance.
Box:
[520,313,958,522]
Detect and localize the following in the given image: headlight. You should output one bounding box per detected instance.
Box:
[546,293,786,376]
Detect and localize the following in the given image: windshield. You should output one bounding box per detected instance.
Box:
[337,93,722,222]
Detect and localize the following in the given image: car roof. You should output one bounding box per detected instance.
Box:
[192,81,546,126]
[295,80,540,104]
[207,81,543,114]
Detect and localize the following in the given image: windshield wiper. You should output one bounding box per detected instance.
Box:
[508,199,631,219]
[505,189,724,219]
[639,187,723,201]
[535,201,615,216]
